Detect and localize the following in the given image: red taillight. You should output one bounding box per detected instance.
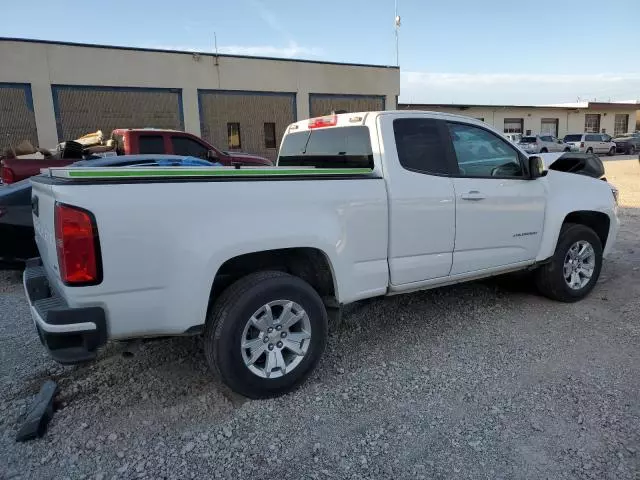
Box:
[55,203,101,285]
[308,115,338,129]
[1,166,15,184]
[580,142,585,148]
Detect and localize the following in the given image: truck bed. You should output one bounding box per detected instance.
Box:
[30,165,388,339]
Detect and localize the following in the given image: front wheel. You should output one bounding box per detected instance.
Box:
[204,271,328,399]
[608,146,616,156]
[535,223,603,302]
[628,145,636,155]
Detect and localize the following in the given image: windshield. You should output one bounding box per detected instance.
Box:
[519,137,537,143]
[278,126,374,169]
[564,134,583,142]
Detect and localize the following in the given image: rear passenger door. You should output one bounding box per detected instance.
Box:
[382,117,457,285]
[446,122,546,275]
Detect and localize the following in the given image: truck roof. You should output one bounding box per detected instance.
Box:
[112,128,184,133]
[286,110,488,133]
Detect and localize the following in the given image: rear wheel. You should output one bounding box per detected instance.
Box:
[608,146,615,156]
[586,147,593,154]
[563,147,571,152]
[535,223,603,302]
[628,145,636,155]
[540,148,548,153]
[204,271,328,399]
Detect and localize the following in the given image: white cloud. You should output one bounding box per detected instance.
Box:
[218,42,323,58]
[144,41,322,59]
[400,71,640,105]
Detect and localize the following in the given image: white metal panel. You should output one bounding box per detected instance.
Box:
[375,112,456,284]
[450,177,547,274]
[43,177,389,338]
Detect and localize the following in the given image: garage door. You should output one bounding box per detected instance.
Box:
[0,83,38,153]
[309,94,385,118]
[503,118,523,134]
[51,86,183,141]
[541,118,559,137]
[198,90,296,163]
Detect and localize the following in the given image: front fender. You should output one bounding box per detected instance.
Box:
[536,171,618,261]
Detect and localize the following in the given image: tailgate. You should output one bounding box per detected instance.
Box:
[30,180,59,278]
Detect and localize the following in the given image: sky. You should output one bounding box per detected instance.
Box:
[3,0,640,105]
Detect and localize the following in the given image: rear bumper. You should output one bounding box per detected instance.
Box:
[23,258,107,364]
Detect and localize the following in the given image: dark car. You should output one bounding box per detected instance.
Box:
[0,179,34,268]
[0,155,216,267]
[613,132,640,154]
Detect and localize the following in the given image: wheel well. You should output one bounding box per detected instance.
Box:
[563,211,610,248]
[210,248,337,306]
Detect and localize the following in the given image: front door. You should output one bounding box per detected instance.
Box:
[446,122,546,275]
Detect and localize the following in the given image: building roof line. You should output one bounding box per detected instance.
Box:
[399,102,639,110]
[0,37,400,70]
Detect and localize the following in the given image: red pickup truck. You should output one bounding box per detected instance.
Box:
[0,129,272,184]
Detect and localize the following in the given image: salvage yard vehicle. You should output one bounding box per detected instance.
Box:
[518,135,570,154]
[1,128,271,184]
[612,131,640,154]
[24,111,619,399]
[1,155,215,267]
[563,133,617,155]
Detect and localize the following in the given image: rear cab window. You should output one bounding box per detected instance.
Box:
[138,135,165,154]
[278,126,374,169]
[519,137,538,143]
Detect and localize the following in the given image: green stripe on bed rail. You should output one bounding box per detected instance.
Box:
[65,168,373,178]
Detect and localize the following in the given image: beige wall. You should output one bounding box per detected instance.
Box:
[199,91,296,162]
[406,105,637,138]
[0,40,400,148]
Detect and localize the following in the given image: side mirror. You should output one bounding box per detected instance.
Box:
[529,155,547,179]
[558,140,563,144]
[206,149,218,161]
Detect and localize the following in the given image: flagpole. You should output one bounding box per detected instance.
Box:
[394,0,400,67]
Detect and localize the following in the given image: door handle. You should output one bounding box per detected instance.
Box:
[460,190,486,201]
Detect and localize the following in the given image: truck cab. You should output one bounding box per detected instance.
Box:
[110,129,272,166]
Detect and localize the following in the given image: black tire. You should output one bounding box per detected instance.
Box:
[586,147,593,154]
[608,146,615,156]
[628,145,636,155]
[540,148,548,153]
[204,271,328,399]
[535,223,603,303]
[563,147,571,152]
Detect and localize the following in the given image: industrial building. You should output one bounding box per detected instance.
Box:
[399,102,639,139]
[0,38,400,161]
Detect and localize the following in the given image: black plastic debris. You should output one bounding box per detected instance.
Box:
[15,380,58,442]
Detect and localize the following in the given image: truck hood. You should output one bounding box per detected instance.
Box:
[537,153,604,179]
[224,152,272,166]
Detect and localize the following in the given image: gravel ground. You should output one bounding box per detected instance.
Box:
[1,159,639,480]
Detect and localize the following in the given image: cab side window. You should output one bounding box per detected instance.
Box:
[447,122,524,178]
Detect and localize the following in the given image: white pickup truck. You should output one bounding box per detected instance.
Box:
[24,111,619,398]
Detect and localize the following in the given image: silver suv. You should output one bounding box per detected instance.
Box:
[518,135,570,154]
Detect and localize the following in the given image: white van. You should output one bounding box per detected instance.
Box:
[563,133,616,155]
